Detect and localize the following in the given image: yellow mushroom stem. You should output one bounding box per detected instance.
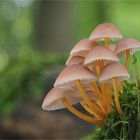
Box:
[112,77,123,115]
[100,83,112,104]
[119,81,124,92]
[97,99,108,115]
[100,83,105,94]
[95,60,104,76]
[125,49,130,69]
[104,37,110,48]
[75,80,106,119]
[80,101,102,119]
[95,65,100,76]
[91,82,101,99]
[61,97,104,126]
[91,81,108,116]
[106,84,113,104]
[99,83,114,113]
[98,60,104,72]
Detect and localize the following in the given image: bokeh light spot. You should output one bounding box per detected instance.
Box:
[12,17,33,39]
[1,1,20,21]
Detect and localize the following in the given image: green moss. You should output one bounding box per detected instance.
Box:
[83,82,140,140]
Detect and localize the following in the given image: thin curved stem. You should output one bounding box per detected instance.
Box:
[101,83,112,103]
[119,81,124,92]
[104,83,114,112]
[75,80,106,119]
[91,81,102,97]
[125,49,130,69]
[91,81,108,116]
[61,97,104,126]
[100,83,114,112]
[95,60,104,76]
[112,77,123,115]
[104,37,110,48]
[98,60,104,72]
[95,65,100,76]
[80,101,100,118]
[120,49,132,90]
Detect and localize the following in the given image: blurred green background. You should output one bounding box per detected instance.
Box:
[0,0,140,139]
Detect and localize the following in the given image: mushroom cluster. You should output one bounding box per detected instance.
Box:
[42,23,140,126]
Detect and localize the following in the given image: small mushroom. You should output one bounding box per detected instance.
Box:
[42,87,83,110]
[70,39,98,57]
[54,64,107,119]
[66,55,84,66]
[99,62,130,114]
[115,38,140,68]
[42,87,103,125]
[84,45,119,75]
[89,23,123,48]
[54,64,98,88]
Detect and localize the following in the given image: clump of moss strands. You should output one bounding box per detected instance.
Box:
[83,82,140,140]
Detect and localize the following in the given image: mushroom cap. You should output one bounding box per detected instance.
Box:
[89,23,123,40]
[99,62,130,83]
[84,45,119,66]
[115,38,140,55]
[70,39,98,57]
[42,87,96,111]
[54,64,98,88]
[109,44,117,51]
[66,55,84,66]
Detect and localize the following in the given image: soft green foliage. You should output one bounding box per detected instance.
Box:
[0,49,65,117]
[0,0,140,122]
[83,82,140,140]
[0,1,68,117]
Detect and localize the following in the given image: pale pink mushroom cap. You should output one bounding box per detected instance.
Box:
[99,62,130,83]
[42,87,96,110]
[54,64,98,88]
[66,55,84,66]
[89,23,123,40]
[109,44,117,51]
[84,45,119,66]
[115,38,140,55]
[70,39,98,57]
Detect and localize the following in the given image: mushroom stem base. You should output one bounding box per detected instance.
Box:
[80,101,99,117]
[91,82,108,115]
[61,97,104,126]
[112,78,123,115]
[75,80,106,119]
[100,83,114,112]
